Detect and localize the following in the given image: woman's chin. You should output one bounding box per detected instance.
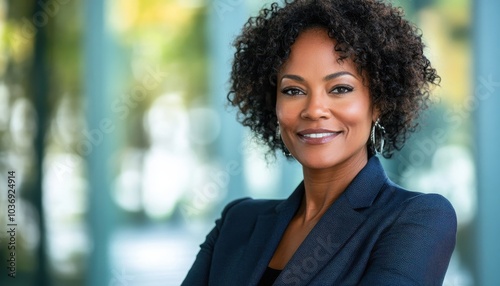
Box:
[293,147,368,170]
[295,153,345,170]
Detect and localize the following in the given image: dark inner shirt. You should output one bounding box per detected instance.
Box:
[258,267,282,286]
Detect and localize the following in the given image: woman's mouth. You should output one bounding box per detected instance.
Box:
[297,129,342,144]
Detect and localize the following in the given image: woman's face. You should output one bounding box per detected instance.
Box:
[276,28,377,170]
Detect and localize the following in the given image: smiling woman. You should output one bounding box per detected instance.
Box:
[182,0,457,285]
[276,28,375,172]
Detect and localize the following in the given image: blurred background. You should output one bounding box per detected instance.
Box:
[0,0,498,285]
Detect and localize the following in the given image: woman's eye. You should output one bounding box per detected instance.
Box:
[281,88,305,96]
[331,86,353,94]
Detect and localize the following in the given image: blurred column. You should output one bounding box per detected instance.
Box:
[84,0,115,285]
[33,2,49,285]
[474,0,500,284]
[208,1,248,202]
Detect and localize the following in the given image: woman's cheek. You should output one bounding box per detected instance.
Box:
[337,100,372,126]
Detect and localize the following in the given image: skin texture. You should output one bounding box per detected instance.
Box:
[227,0,440,159]
[276,28,377,171]
[270,28,378,270]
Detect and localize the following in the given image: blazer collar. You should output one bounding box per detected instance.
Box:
[276,155,388,212]
[343,155,389,209]
[246,156,389,284]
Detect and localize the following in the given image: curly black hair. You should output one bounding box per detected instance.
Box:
[227,0,439,158]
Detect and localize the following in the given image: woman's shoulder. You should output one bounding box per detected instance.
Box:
[382,181,457,227]
[385,180,455,213]
[219,197,284,221]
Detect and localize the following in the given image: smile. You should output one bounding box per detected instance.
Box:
[302,132,336,139]
[297,129,342,145]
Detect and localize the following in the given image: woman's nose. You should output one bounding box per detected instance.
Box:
[300,92,331,120]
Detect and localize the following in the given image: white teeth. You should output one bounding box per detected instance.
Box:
[303,132,336,138]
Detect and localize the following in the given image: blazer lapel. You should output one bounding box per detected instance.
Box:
[274,156,388,285]
[275,195,368,285]
[243,183,305,285]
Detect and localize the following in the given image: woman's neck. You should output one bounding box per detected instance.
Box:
[298,150,369,224]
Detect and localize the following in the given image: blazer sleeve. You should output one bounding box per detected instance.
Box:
[359,193,457,286]
[181,198,249,286]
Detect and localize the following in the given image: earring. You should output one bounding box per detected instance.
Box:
[276,120,281,139]
[282,145,292,157]
[371,118,386,155]
[276,121,292,157]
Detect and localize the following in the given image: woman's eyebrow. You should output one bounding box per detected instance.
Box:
[280,71,357,83]
[280,74,305,82]
[323,71,356,81]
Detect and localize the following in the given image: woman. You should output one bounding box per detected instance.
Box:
[183,0,456,285]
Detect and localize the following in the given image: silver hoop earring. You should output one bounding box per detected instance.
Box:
[371,118,386,155]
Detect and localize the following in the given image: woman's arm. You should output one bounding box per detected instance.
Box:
[359,194,457,285]
[181,198,249,286]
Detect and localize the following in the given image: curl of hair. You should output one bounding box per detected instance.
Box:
[227,0,439,158]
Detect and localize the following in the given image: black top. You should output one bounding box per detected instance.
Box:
[257,267,282,286]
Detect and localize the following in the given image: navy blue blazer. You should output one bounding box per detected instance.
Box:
[182,156,457,285]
